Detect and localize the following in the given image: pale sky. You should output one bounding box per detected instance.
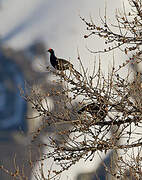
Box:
[0,0,125,73]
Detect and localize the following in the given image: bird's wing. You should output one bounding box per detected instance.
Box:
[58,58,71,64]
[58,58,73,68]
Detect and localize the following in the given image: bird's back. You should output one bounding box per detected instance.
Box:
[56,58,73,70]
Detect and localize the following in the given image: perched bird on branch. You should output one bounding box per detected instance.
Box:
[78,101,108,120]
[48,48,82,76]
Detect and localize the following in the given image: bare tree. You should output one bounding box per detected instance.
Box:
[1,0,142,179]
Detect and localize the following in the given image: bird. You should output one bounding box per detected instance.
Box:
[48,48,73,71]
[78,101,108,120]
[47,48,82,76]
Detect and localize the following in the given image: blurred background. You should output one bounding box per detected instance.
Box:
[0,0,130,179]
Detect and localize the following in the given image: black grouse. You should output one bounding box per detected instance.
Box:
[48,48,73,71]
[78,102,108,120]
[48,48,82,77]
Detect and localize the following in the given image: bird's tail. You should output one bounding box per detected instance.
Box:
[71,67,82,78]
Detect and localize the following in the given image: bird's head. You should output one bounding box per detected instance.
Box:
[48,48,54,54]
